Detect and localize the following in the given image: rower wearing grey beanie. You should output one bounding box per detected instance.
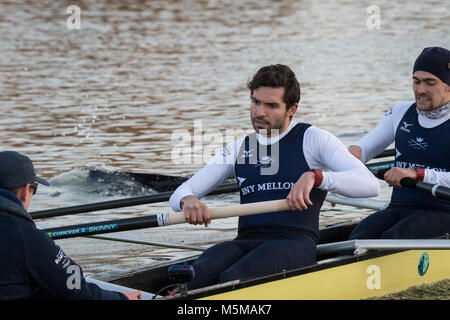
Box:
[347,46,450,240]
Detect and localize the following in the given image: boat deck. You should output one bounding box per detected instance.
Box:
[92,222,450,300]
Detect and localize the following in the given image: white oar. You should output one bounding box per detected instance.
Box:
[165,199,290,225]
[325,193,388,210]
[318,239,450,256]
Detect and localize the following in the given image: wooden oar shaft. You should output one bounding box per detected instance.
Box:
[168,199,290,224]
[43,199,290,240]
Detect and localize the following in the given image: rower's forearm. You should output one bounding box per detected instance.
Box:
[169,162,233,211]
[355,111,396,163]
[321,167,380,198]
[424,170,450,188]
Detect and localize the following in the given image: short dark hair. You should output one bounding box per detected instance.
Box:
[9,186,23,197]
[246,64,300,109]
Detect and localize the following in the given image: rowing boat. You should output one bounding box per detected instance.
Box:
[91,221,450,300]
[39,154,450,299]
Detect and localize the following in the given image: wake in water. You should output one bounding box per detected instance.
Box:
[48,166,157,198]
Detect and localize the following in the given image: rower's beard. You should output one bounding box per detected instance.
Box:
[416,99,450,119]
[251,115,288,137]
[415,94,435,111]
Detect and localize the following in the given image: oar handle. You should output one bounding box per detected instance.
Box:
[372,168,450,201]
[168,199,290,224]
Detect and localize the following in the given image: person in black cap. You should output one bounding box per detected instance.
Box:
[347,46,450,239]
[0,151,50,213]
[0,150,141,300]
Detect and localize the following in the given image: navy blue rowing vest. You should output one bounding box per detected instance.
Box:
[234,123,327,241]
[392,103,450,210]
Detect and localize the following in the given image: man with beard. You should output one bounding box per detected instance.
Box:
[168,64,380,290]
[348,46,450,239]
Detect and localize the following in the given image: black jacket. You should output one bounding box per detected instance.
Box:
[0,189,127,300]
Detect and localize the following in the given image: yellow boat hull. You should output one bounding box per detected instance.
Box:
[201,250,450,300]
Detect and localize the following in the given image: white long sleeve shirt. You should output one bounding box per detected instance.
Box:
[355,101,450,187]
[169,120,380,211]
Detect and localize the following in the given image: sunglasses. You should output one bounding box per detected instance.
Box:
[30,182,38,195]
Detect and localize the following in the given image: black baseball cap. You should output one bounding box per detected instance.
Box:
[0,151,50,190]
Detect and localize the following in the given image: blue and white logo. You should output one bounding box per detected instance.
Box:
[418,252,429,276]
[241,149,254,159]
[399,121,413,133]
[255,155,275,168]
[408,137,428,150]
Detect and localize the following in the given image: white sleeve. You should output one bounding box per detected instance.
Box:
[424,170,450,188]
[168,139,242,211]
[355,102,413,163]
[303,126,380,198]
